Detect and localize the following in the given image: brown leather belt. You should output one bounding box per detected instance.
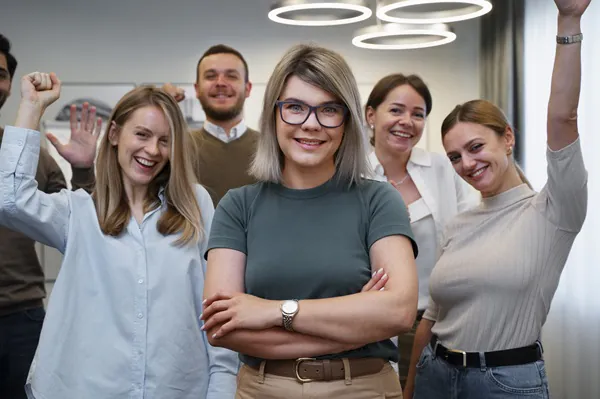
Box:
[248,357,386,383]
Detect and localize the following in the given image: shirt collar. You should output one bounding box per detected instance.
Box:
[368,147,433,180]
[203,119,247,142]
[158,186,166,204]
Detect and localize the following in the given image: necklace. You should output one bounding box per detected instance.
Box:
[395,173,410,185]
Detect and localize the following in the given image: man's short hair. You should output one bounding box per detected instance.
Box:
[0,34,18,81]
[196,44,249,83]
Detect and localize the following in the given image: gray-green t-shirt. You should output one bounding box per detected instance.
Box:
[207,177,417,367]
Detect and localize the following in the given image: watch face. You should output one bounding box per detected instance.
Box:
[282,300,298,314]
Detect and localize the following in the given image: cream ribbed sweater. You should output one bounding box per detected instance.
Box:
[424,139,587,351]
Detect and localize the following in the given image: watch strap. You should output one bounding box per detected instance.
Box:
[283,313,295,331]
[556,33,583,45]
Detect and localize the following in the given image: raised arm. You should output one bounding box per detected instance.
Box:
[0,72,71,251]
[547,0,590,150]
[46,102,101,193]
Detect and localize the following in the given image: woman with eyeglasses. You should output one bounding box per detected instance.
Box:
[200,44,419,397]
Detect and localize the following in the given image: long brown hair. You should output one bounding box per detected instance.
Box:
[94,86,203,246]
[441,99,531,188]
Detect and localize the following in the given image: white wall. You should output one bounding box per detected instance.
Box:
[0,0,480,298]
[524,1,600,398]
[0,0,480,154]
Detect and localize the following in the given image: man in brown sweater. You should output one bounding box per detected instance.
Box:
[164,44,258,206]
[0,35,95,399]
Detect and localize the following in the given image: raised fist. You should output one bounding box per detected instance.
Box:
[21,72,61,110]
[161,83,186,103]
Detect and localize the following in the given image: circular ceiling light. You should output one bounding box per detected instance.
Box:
[268,0,372,26]
[352,23,456,50]
[377,0,492,24]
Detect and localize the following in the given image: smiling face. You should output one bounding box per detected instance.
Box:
[443,121,516,197]
[276,75,345,177]
[109,105,171,192]
[367,84,427,155]
[195,53,251,122]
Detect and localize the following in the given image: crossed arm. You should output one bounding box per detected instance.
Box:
[202,235,418,359]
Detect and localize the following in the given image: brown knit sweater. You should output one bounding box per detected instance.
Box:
[190,127,259,206]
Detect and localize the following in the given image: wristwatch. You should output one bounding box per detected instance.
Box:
[556,33,583,44]
[281,300,299,332]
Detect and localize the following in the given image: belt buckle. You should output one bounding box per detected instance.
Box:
[447,349,467,368]
[294,357,316,383]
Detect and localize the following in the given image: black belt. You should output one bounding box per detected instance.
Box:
[430,336,543,368]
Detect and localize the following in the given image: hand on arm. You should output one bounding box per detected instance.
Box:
[202,248,391,358]
[289,235,418,345]
[547,0,590,150]
[203,235,417,347]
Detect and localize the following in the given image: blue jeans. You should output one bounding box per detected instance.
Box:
[0,307,45,399]
[414,343,550,399]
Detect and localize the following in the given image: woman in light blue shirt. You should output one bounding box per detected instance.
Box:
[0,72,239,398]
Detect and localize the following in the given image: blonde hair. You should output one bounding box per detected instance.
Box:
[441,99,532,188]
[93,86,203,246]
[250,43,370,185]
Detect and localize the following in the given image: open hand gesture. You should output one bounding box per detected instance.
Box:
[554,0,591,17]
[46,102,102,168]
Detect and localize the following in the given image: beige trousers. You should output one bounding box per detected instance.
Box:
[236,361,403,399]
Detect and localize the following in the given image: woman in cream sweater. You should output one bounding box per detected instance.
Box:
[404,0,590,397]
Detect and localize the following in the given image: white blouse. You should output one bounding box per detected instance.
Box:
[369,147,479,309]
[408,198,438,310]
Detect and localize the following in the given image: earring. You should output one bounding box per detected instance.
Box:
[507,146,513,155]
[370,124,374,130]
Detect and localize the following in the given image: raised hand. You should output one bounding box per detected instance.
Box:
[15,72,61,130]
[46,102,102,168]
[554,0,591,17]
[21,72,61,109]
[161,83,186,103]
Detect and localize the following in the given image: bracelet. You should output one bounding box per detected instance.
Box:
[556,33,583,44]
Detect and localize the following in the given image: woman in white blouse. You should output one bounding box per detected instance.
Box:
[0,73,239,398]
[365,74,479,386]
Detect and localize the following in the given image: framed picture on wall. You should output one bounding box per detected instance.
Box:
[41,82,137,188]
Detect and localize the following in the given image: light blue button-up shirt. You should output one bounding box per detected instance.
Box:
[0,126,239,399]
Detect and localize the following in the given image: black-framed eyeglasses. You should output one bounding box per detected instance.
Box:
[276,100,348,128]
